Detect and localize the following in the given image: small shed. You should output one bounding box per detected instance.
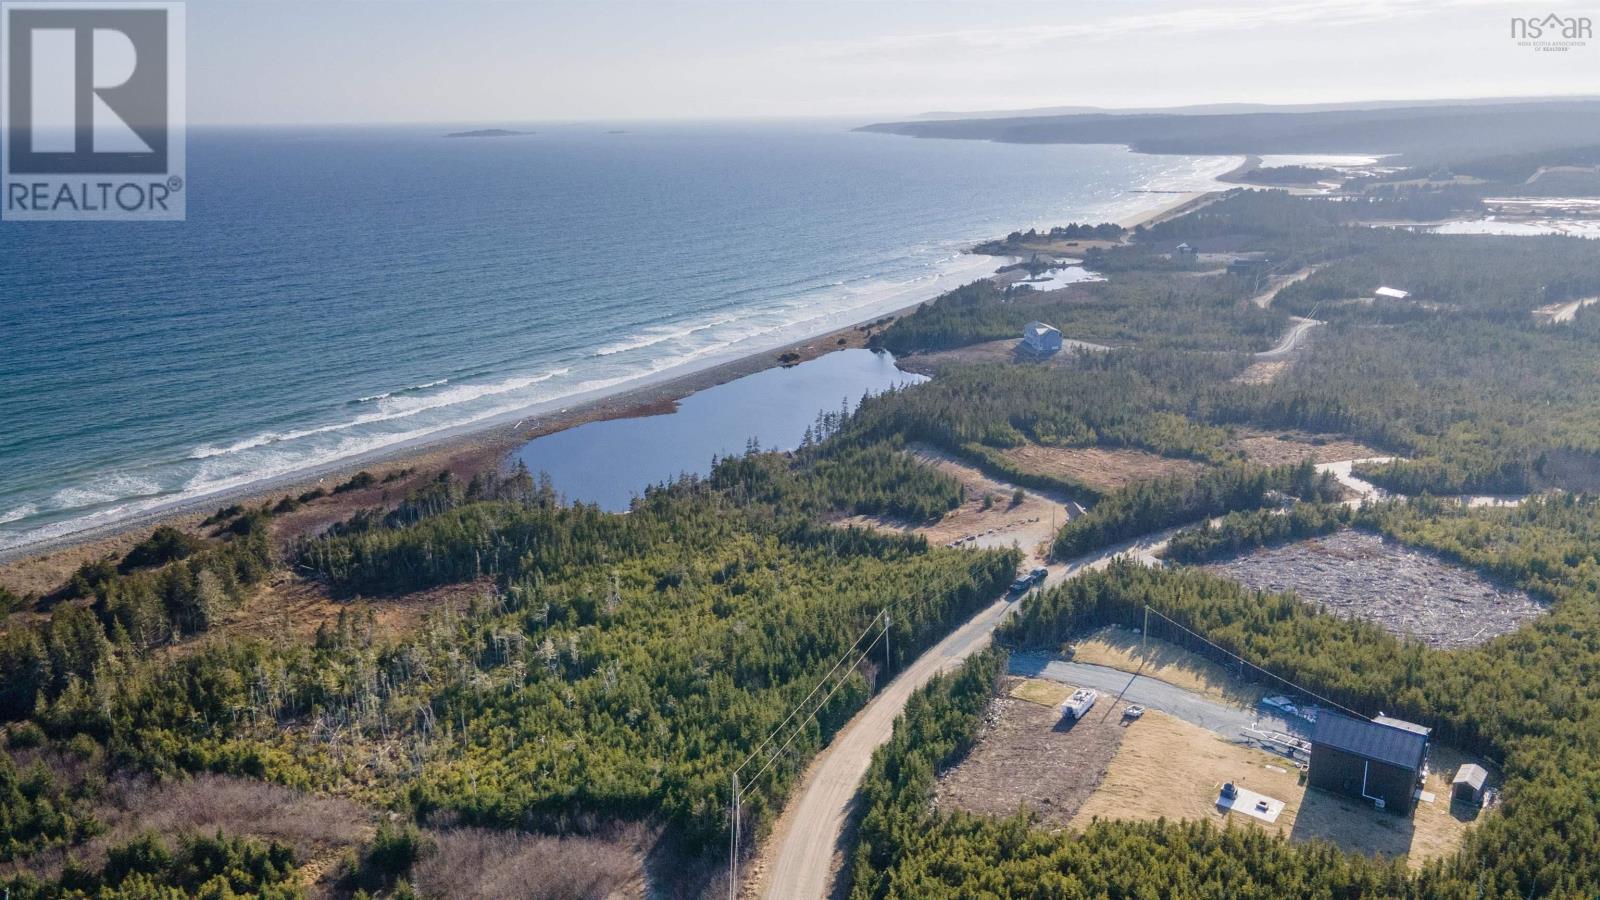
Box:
[1375,286,1410,300]
[1175,242,1197,256]
[1308,712,1430,815]
[1022,321,1063,356]
[1452,764,1488,804]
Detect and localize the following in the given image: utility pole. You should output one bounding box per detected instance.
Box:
[1142,605,1149,661]
[728,772,740,900]
[883,610,891,680]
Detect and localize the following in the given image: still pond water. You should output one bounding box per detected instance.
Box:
[512,349,925,510]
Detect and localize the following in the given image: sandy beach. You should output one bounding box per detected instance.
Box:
[0,182,1229,592]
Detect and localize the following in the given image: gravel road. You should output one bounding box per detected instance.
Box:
[753,457,1522,898]
[1009,654,1301,739]
[1256,316,1322,360]
[752,529,1168,899]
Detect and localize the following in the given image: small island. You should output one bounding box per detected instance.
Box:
[444,128,533,139]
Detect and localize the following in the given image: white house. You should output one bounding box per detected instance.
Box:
[1375,286,1410,300]
[1022,321,1063,355]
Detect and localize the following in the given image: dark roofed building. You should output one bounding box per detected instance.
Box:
[1308,712,1430,815]
[1021,321,1063,356]
[1227,255,1271,277]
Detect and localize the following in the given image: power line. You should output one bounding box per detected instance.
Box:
[723,567,1024,893]
[731,610,885,779]
[1143,604,1368,721]
[726,611,890,896]
[733,567,994,784]
[739,573,1026,800]
[740,625,887,801]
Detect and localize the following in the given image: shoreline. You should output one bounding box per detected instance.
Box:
[0,177,1232,581]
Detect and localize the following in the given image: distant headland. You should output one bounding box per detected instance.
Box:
[444,128,533,139]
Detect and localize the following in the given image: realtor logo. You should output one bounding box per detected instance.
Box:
[2,2,185,221]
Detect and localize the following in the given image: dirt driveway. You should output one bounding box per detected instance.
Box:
[1249,265,1321,309]
[838,444,1076,562]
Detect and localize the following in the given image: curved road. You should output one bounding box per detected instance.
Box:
[753,528,1175,899]
[1256,316,1322,360]
[752,455,1402,899]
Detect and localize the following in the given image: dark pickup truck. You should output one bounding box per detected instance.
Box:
[1008,568,1050,594]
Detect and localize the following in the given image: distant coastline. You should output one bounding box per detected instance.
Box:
[444,128,533,138]
[855,99,1600,162]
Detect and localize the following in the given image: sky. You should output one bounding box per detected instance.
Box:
[186,0,1600,125]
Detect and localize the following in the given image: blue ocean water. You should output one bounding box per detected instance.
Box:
[0,121,1236,551]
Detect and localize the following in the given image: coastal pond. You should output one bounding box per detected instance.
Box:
[511,349,925,510]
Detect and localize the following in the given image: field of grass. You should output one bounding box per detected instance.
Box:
[1073,709,1484,869]
[1066,625,1265,709]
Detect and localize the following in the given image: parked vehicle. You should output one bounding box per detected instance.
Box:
[1009,567,1050,596]
[1060,688,1098,720]
[1122,705,1146,720]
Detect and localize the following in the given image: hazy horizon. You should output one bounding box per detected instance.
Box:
[184,0,1595,126]
[157,92,1600,130]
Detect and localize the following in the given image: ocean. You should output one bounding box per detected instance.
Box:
[0,120,1236,552]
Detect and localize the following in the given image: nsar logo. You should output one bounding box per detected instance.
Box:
[1510,13,1592,51]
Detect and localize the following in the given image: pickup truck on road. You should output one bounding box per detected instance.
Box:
[1009,568,1050,595]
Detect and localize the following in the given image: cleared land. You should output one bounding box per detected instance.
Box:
[411,826,649,900]
[195,575,493,650]
[837,445,1071,560]
[934,677,1132,827]
[1204,529,1545,649]
[1071,710,1484,869]
[1018,630,1492,868]
[1533,295,1598,325]
[994,444,1208,493]
[0,773,375,893]
[897,336,1111,376]
[1228,429,1383,468]
[1233,358,1290,385]
[1065,625,1265,709]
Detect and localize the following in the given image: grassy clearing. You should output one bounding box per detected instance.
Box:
[1071,709,1487,869]
[1066,625,1266,709]
[1007,678,1077,708]
[1227,429,1383,467]
[995,445,1208,493]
